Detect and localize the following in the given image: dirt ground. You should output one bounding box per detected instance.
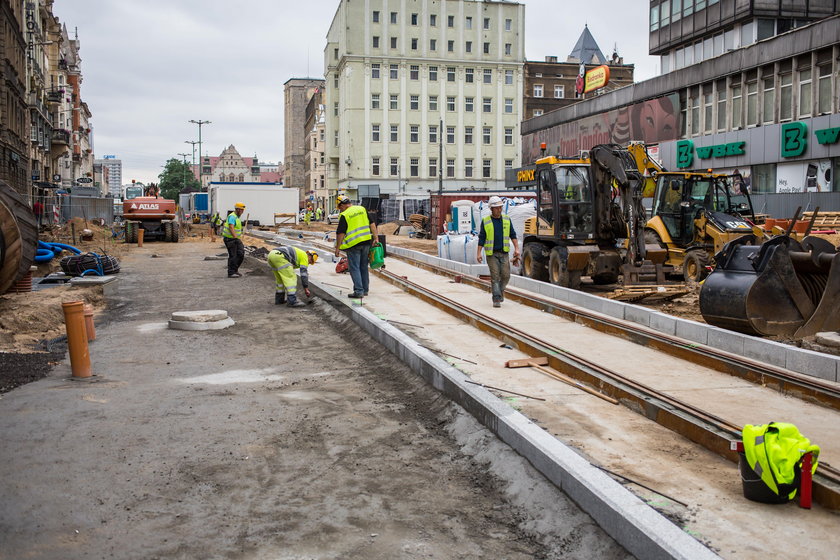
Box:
[0,239,629,559]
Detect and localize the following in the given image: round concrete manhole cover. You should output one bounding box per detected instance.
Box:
[169,310,234,331]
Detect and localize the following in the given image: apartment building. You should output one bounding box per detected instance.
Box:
[284,78,325,200]
[324,0,525,199]
[303,88,328,210]
[94,157,122,197]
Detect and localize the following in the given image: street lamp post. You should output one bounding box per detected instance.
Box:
[185,140,199,179]
[188,119,211,191]
[177,152,190,193]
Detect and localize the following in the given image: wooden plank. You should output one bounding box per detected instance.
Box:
[529,362,620,405]
[505,356,548,368]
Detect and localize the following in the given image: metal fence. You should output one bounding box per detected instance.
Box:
[750,192,840,218]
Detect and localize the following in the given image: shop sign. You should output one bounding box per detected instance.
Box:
[696,141,745,159]
[517,169,535,182]
[781,122,808,157]
[676,140,694,169]
[584,65,610,93]
[815,126,840,146]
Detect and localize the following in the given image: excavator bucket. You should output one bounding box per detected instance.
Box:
[700,235,840,338]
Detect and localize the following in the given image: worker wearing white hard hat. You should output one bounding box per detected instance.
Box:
[223,202,246,278]
[476,196,520,308]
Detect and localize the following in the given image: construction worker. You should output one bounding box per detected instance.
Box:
[223,203,246,278]
[334,195,379,298]
[476,196,520,308]
[211,212,223,235]
[315,206,323,221]
[267,246,318,307]
[304,206,312,227]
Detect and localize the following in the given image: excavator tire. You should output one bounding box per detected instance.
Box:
[683,250,711,283]
[170,222,180,243]
[163,221,172,242]
[0,183,38,295]
[644,229,667,248]
[522,243,549,282]
[549,246,581,290]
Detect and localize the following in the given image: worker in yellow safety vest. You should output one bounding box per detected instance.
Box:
[334,195,379,298]
[222,202,245,278]
[476,196,520,308]
[267,246,318,307]
[742,422,820,501]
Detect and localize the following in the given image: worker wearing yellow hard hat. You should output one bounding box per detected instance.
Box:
[223,202,246,277]
[267,245,318,307]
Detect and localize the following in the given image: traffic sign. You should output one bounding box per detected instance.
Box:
[76,177,93,183]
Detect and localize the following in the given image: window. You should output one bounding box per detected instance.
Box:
[780,74,792,121]
[372,10,379,23]
[429,158,438,177]
[483,159,491,178]
[465,68,474,83]
[689,93,699,134]
[504,127,513,145]
[448,15,454,27]
[704,91,713,133]
[672,0,682,23]
[430,39,436,51]
[731,85,742,129]
[482,98,492,113]
[372,157,380,176]
[650,4,660,31]
[334,76,339,88]
[371,94,380,109]
[465,16,472,29]
[430,14,437,26]
[447,40,454,52]
[410,65,419,80]
[465,158,473,177]
[533,109,544,117]
[746,81,758,126]
[390,125,398,142]
[799,69,812,117]
[661,0,670,26]
[334,48,339,60]
[466,41,472,53]
[410,95,419,110]
[411,13,418,25]
[334,101,338,116]
[371,64,380,78]
[683,0,693,17]
[447,159,455,178]
[411,38,418,50]
[818,65,832,114]
[484,17,490,30]
[505,159,513,169]
[390,12,397,24]
[483,42,490,54]
[505,43,512,56]
[447,67,456,81]
[465,97,474,112]
[390,64,398,79]
[429,66,438,80]
[390,94,398,110]
[390,37,398,49]
[429,125,438,143]
[533,84,544,98]
[446,126,455,143]
[447,96,456,111]
[429,96,438,111]
[505,18,512,31]
[410,125,419,142]
[410,158,419,177]
[554,84,564,98]
[483,127,492,145]
[483,69,492,84]
[373,36,380,48]
[505,70,513,85]
[464,126,473,144]
[391,157,398,176]
[334,131,339,146]
[505,98,513,113]
[371,124,380,142]
[762,78,774,124]
[716,88,726,131]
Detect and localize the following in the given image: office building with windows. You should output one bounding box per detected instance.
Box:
[522,2,840,211]
[95,158,122,197]
[324,0,525,199]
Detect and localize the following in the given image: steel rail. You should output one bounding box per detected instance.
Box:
[374,267,840,510]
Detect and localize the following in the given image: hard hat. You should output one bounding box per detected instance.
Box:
[234,202,246,209]
[306,250,318,263]
[488,196,504,208]
[336,195,351,206]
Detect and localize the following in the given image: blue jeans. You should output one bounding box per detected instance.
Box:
[345,241,371,295]
[486,251,510,302]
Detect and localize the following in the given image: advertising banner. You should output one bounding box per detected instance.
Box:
[776,160,832,193]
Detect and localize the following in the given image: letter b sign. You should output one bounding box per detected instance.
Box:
[781,122,807,158]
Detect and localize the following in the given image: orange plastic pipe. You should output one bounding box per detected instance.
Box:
[62,301,91,378]
[83,303,96,342]
[137,227,144,247]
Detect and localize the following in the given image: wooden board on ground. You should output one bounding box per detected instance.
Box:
[505,356,548,368]
[607,285,690,303]
[803,211,840,229]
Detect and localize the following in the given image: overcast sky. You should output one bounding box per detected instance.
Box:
[52,0,657,184]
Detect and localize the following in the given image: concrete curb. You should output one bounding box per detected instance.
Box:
[307,278,719,560]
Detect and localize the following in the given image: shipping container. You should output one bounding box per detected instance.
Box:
[209,183,300,226]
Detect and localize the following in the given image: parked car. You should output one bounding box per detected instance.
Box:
[326,210,340,225]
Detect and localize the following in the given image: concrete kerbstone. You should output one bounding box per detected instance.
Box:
[674,318,709,346]
[648,311,677,336]
[171,310,229,323]
[623,304,651,327]
[706,326,745,356]
[598,298,627,320]
[742,336,788,369]
[168,317,235,331]
[785,346,838,382]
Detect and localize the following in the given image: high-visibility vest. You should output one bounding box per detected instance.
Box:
[211,213,222,226]
[339,205,372,250]
[482,214,511,255]
[222,212,242,238]
[742,422,820,500]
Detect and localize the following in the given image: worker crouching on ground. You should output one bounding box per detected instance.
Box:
[334,195,379,298]
[223,203,246,278]
[267,246,318,307]
[476,196,520,308]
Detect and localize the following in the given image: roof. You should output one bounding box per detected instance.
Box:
[568,25,606,65]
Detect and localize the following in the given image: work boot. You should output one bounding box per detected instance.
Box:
[275,292,286,305]
[288,301,306,308]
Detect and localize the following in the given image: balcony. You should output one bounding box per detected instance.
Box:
[51,129,70,144]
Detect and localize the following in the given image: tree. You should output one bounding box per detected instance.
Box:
[158,158,201,201]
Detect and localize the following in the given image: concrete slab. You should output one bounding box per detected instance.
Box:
[674,318,709,346]
[168,317,235,331]
[648,311,677,336]
[816,332,840,348]
[742,336,788,369]
[623,304,651,327]
[171,310,229,323]
[69,275,118,286]
[785,346,838,382]
[706,326,745,356]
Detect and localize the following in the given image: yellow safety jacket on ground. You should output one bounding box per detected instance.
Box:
[742,422,820,499]
[222,212,242,239]
[339,205,372,250]
[481,214,511,255]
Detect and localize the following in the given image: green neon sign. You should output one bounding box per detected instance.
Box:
[696,141,746,159]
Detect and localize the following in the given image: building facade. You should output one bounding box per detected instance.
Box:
[522,5,840,207]
[324,0,525,200]
[95,156,122,196]
[303,87,328,210]
[192,146,283,184]
[1,0,30,195]
[284,77,324,201]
